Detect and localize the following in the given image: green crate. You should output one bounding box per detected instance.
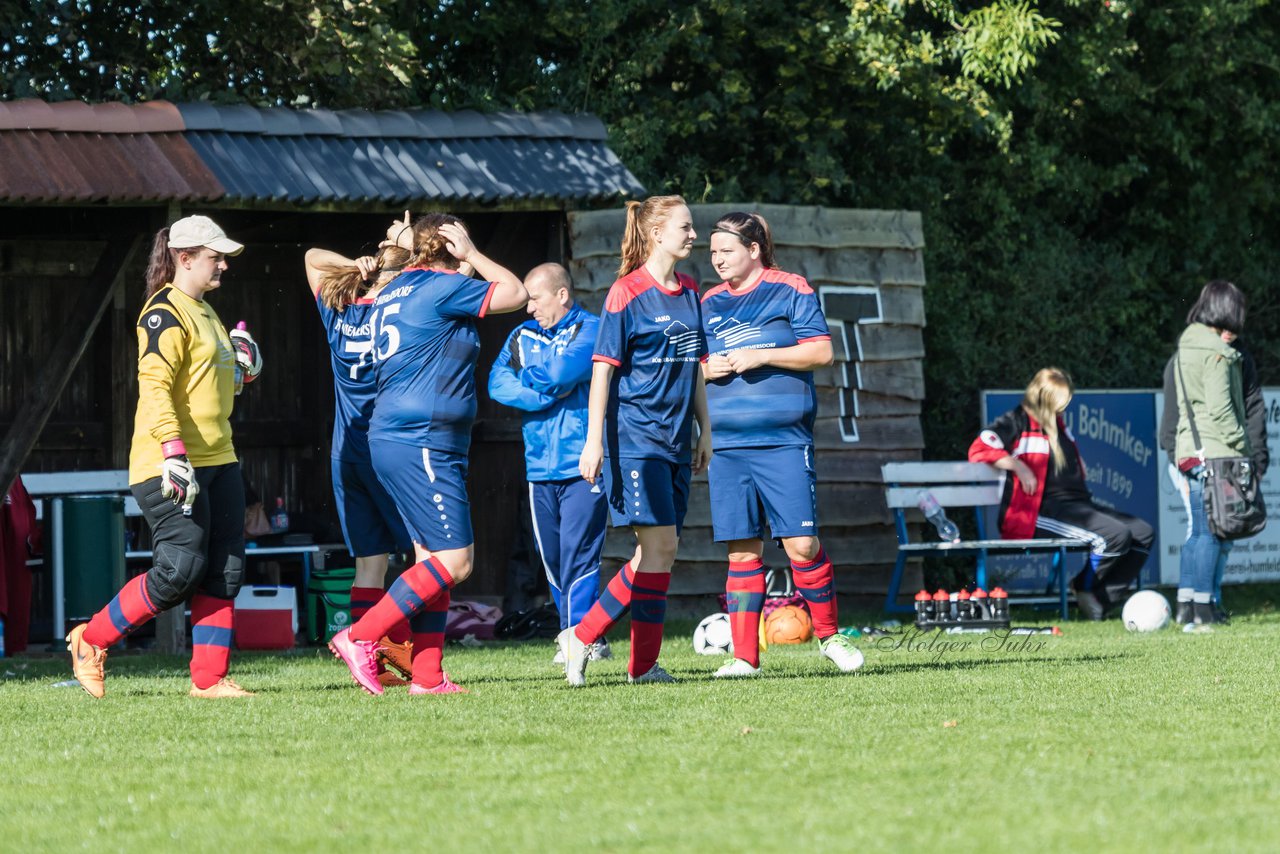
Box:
[306,566,356,643]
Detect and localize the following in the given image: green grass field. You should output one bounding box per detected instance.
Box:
[4,591,1280,853]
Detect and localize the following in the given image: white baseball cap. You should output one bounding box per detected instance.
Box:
[168,215,244,256]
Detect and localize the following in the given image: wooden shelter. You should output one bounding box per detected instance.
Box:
[0,99,642,613]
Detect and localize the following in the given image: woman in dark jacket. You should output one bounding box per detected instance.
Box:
[1168,280,1252,630]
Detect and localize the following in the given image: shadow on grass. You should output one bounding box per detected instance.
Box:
[866,651,1128,676]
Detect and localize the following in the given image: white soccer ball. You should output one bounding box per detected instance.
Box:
[693,612,734,655]
[1122,590,1172,632]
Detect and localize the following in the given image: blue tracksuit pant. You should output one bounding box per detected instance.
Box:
[529,478,608,629]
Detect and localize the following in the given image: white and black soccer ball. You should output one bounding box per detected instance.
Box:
[1122,590,1172,633]
[693,612,733,655]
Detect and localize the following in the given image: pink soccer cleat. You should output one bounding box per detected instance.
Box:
[328,628,384,695]
[408,674,469,695]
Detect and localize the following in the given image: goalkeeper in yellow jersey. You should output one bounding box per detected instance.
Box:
[65,215,262,699]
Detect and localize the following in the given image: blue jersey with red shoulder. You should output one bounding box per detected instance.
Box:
[594,267,706,463]
[316,294,378,462]
[368,266,498,454]
[701,268,830,449]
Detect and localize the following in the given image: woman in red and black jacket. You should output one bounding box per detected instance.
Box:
[968,367,1154,620]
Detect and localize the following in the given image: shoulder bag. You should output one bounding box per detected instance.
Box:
[1175,351,1267,540]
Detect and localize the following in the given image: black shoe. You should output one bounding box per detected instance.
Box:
[1075,589,1106,621]
[1212,602,1231,625]
[1193,601,1217,626]
[1175,601,1194,625]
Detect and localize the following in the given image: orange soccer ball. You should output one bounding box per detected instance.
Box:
[764,605,813,645]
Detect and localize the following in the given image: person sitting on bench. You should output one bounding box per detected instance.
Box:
[968,367,1153,620]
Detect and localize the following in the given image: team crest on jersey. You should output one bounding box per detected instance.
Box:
[710,316,761,348]
[662,321,701,356]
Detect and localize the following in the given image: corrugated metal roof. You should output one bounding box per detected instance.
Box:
[0,99,641,206]
[0,130,225,203]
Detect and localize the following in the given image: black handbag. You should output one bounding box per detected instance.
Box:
[1175,351,1267,540]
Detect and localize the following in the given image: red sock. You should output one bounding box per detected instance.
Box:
[574,563,634,645]
[629,571,671,678]
[409,589,450,688]
[350,585,407,674]
[726,559,766,668]
[190,593,234,689]
[792,548,838,639]
[349,586,382,623]
[350,557,454,643]
[82,574,159,648]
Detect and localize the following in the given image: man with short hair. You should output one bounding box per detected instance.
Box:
[488,263,611,662]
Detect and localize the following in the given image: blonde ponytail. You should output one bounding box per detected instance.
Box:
[616,195,688,278]
[1023,367,1074,472]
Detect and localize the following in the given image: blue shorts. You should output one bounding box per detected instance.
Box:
[708,445,818,542]
[602,456,692,533]
[331,457,413,556]
[368,438,474,551]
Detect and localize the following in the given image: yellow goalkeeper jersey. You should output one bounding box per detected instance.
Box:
[128,285,238,485]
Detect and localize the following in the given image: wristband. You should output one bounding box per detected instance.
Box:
[162,439,188,458]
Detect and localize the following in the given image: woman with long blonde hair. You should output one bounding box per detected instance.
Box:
[327,211,527,695]
[561,195,713,686]
[969,367,1154,619]
[304,237,415,687]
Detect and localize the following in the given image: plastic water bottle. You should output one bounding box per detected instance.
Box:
[956,589,972,621]
[990,587,1009,621]
[933,589,951,622]
[270,497,289,533]
[917,491,960,542]
[915,589,932,624]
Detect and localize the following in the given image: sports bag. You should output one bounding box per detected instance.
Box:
[1176,352,1267,540]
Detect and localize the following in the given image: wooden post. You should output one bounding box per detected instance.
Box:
[0,236,143,496]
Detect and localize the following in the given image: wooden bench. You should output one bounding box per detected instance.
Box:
[881,462,1093,620]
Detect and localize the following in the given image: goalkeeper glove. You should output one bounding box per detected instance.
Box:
[160,438,199,515]
[230,321,263,387]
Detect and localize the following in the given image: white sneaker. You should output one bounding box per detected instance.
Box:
[591,637,614,661]
[819,633,865,673]
[552,646,566,665]
[713,658,761,678]
[628,663,677,684]
[558,628,590,687]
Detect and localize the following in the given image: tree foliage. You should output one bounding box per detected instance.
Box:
[4,0,1280,456]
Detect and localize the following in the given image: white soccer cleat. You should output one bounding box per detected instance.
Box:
[590,637,613,661]
[713,658,761,679]
[628,663,677,684]
[559,628,590,687]
[819,633,865,673]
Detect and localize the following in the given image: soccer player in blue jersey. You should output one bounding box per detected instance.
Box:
[305,241,417,687]
[328,213,527,696]
[700,212,863,677]
[562,195,713,686]
[487,263,613,663]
